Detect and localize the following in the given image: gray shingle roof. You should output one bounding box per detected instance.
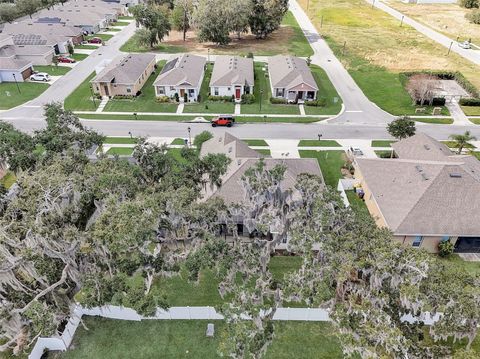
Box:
[91,53,156,85]
[268,55,318,91]
[153,54,206,88]
[0,56,31,71]
[391,133,453,161]
[2,22,83,39]
[356,133,480,236]
[209,56,254,87]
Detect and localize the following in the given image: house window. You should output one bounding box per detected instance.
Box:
[188,89,195,97]
[214,87,219,96]
[276,88,284,97]
[227,87,231,91]
[170,86,175,91]
[157,86,165,95]
[412,236,423,247]
[126,88,131,93]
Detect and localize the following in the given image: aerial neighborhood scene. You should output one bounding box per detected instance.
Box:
[1,0,480,357]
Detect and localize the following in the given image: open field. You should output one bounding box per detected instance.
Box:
[33,65,71,75]
[120,11,313,56]
[298,0,480,115]
[0,82,49,110]
[383,0,480,45]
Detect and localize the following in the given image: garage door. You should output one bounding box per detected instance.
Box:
[454,237,480,253]
[21,67,32,80]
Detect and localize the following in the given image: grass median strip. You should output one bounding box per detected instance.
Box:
[371,140,395,147]
[72,53,88,62]
[462,106,480,116]
[299,140,341,147]
[104,137,137,144]
[413,118,453,125]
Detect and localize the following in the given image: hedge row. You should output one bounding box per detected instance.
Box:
[459,98,480,106]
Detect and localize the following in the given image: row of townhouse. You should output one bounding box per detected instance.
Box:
[0,0,132,83]
[91,53,320,103]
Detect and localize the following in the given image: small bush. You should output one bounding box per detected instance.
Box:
[193,131,213,150]
[183,93,188,103]
[304,98,327,107]
[431,97,446,106]
[156,96,171,103]
[270,97,287,104]
[459,98,480,106]
[438,239,455,257]
[208,95,233,102]
[112,94,135,100]
[241,93,255,104]
[466,9,480,24]
[459,0,479,9]
[246,52,254,59]
[174,93,179,102]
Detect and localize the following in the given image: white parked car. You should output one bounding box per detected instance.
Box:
[30,72,51,82]
[350,147,364,156]
[458,41,471,49]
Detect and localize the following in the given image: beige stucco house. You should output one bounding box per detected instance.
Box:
[354,133,480,253]
[268,55,318,103]
[209,55,254,102]
[91,53,156,98]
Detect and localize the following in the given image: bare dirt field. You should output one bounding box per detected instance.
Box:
[383,0,480,45]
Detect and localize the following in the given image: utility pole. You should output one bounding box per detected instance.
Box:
[400,15,404,27]
[12,74,20,94]
[447,41,453,56]
[188,126,192,147]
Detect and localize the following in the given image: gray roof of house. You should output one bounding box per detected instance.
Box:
[153,54,206,87]
[2,22,83,38]
[392,133,453,161]
[268,55,318,91]
[12,45,54,56]
[91,53,156,85]
[34,8,104,26]
[200,133,323,204]
[0,56,31,71]
[356,134,480,236]
[209,56,254,87]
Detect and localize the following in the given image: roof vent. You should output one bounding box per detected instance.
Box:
[424,144,430,150]
[421,173,429,181]
[449,173,462,178]
[415,165,423,172]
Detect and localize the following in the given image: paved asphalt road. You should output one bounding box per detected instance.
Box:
[368,0,480,66]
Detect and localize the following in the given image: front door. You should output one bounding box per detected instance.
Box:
[297,91,304,100]
[103,85,109,96]
[235,88,241,100]
[180,89,185,97]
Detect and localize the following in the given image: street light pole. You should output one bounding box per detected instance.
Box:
[12,74,20,94]
[447,41,453,55]
[188,126,192,147]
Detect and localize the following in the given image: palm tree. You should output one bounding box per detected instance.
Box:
[449,131,477,154]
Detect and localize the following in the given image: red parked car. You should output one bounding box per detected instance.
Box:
[211,115,235,127]
[57,56,76,63]
[88,37,103,44]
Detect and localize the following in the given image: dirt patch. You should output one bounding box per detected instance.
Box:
[161,26,295,55]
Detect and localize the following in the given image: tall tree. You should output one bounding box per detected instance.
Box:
[449,130,477,154]
[171,0,193,41]
[387,116,416,157]
[16,0,39,19]
[249,0,288,39]
[0,3,18,23]
[131,4,171,48]
[226,0,252,39]
[192,0,231,45]
[0,122,37,172]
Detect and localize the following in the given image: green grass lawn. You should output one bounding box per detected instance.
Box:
[345,190,370,217]
[0,172,16,189]
[103,61,178,113]
[241,63,300,115]
[171,138,187,145]
[64,72,98,111]
[104,137,137,145]
[462,106,480,116]
[375,150,394,158]
[111,21,129,26]
[442,141,476,149]
[75,44,99,50]
[0,82,49,110]
[298,139,341,147]
[242,139,269,146]
[86,34,113,42]
[256,149,271,156]
[57,318,343,359]
[118,16,133,20]
[280,11,314,57]
[439,254,480,276]
[105,28,121,32]
[371,140,395,147]
[105,147,134,156]
[183,63,235,114]
[299,150,346,188]
[414,118,453,124]
[305,65,343,115]
[33,65,71,75]
[71,53,88,62]
[120,32,188,54]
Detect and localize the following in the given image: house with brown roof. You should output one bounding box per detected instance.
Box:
[200,133,323,246]
[268,55,318,103]
[354,133,480,253]
[153,54,206,102]
[91,53,156,97]
[209,55,254,102]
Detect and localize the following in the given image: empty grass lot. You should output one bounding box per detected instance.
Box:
[298,0,480,115]
[299,150,346,187]
[0,82,49,110]
[298,140,341,147]
[182,63,235,114]
[371,140,395,147]
[103,61,178,113]
[64,72,98,111]
[33,65,71,75]
[120,11,312,57]
[56,318,343,359]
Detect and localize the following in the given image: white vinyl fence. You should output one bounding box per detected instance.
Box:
[28,304,441,359]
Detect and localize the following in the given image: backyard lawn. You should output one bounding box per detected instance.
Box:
[56,318,343,359]
[64,72,98,111]
[182,63,235,114]
[119,11,312,57]
[33,65,71,75]
[298,139,341,147]
[345,190,369,216]
[0,82,49,110]
[103,61,178,113]
[305,65,343,116]
[298,0,479,114]
[440,254,480,277]
[299,150,346,188]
